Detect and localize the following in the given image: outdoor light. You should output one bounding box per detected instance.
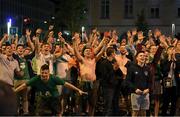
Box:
[81,26,85,32]
[84,10,87,14]
[81,26,85,42]
[64,31,70,35]
[24,18,28,22]
[51,16,55,19]
[44,21,47,24]
[172,23,175,37]
[7,19,12,35]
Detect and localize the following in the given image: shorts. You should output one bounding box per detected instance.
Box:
[77,81,93,101]
[35,95,61,115]
[131,93,150,111]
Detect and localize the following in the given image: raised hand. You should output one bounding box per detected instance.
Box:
[73,32,80,41]
[36,28,42,37]
[137,31,144,40]
[26,29,31,36]
[159,35,166,43]
[143,89,149,95]
[132,28,137,36]
[49,25,54,30]
[135,89,143,95]
[92,28,97,34]
[58,32,62,38]
[159,35,169,49]
[127,31,131,38]
[3,33,9,41]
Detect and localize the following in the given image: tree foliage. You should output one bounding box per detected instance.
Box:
[54,0,87,33]
[135,9,149,36]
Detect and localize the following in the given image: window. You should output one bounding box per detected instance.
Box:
[178,8,180,18]
[155,8,159,18]
[101,0,109,19]
[124,0,133,18]
[150,8,159,18]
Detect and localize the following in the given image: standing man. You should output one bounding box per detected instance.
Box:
[0,43,23,87]
[101,46,123,116]
[126,51,151,116]
[15,64,87,116]
[174,39,180,116]
[13,29,35,115]
[73,32,107,115]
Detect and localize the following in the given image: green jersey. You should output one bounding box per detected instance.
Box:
[26,75,65,97]
[14,57,30,80]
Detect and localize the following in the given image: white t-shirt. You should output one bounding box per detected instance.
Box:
[56,54,71,80]
[35,52,54,75]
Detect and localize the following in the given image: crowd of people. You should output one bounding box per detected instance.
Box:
[0,25,179,116]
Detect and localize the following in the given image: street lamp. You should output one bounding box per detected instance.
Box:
[7,19,12,35]
[81,26,85,42]
[51,16,55,20]
[64,31,70,36]
[172,23,175,37]
[44,21,47,24]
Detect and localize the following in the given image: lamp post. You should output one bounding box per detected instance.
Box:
[7,19,12,35]
[81,26,85,42]
[172,23,175,38]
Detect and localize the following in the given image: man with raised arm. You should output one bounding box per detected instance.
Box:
[15,64,87,116]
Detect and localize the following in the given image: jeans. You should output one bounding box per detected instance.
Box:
[102,87,114,116]
[162,86,177,116]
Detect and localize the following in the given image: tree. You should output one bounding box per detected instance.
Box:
[54,0,87,33]
[135,9,149,37]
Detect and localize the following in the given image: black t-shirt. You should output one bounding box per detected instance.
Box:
[100,58,123,88]
[126,63,151,93]
[13,51,35,78]
[95,57,106,80]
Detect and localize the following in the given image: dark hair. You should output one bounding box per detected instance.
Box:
[82,44,91,55]
[149,45,156,50]
[17,44,24,49]
[135,51,145,58]
[106,47,115,57]
[42,42,50,46]
[5,42,11,47]
[41,64,49,71]
[41,42,50,48]
[5,42,11,49]
[0,81,17,115]
[2,44,6,47]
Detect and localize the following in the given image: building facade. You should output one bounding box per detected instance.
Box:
[0,0,55,35]
[87,0,180,35]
